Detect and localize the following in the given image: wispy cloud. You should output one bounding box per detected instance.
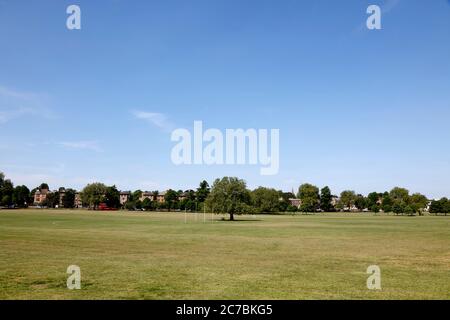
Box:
[58,141,103,152]
[0,85,55,124]
[132,110,175,132]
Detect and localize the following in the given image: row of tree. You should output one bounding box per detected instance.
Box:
[296,183,431,215]
[77,180,212,211]
[205,179,450,220]
[0,172,32,207]
[1,171,449,219]
[79,183,121,209]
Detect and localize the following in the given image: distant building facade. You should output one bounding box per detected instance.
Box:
[33,188,49,205]
[289,198,301,208]
[120,191,131,205]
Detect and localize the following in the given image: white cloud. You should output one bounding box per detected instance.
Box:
[58,141,103,152]
[132,110,175,132]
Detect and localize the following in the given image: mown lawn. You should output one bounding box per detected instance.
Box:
[0,209,449,299]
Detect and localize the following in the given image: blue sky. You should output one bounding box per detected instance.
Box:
[1,0,450,198]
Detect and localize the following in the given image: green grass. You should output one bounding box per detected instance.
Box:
[0,209,449,300]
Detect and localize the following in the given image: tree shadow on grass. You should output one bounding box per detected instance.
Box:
[215,218,263,222]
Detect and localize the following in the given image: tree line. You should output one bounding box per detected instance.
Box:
[1,172,449,219]
[204,178,449,220]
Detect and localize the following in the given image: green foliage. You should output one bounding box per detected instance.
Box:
[0,178,14,207]
[80,183,108,209]
[390,187,410,204]
[135,200,142,210]
[277,192,295,212]
[409,193,428,214]
[196,180,210,203]
[1,170,449,219]
[13,185,31,207]
[392,202,405,215]
[1,195,11,206]
[39,183,49,190]
[381,193,393,212]
[339,190,357,211]
[62,189,76,209]
[251,187,281,213]
[42,192,59,208]
[367,192,380,208]
[0,172,4,201]
[404,205,415,216]
[105,185,121,209]
[370,204,380,213]
[429,198,450,215]
[131,190,143,202]
[205,177,251,220]
[179,190,197,211]
[165,189,179,211]
[300,202,316,213]
[320,186,333,212]
[354,194,367,211]
[141,197,153,211]
[124,201,135,211]
[298,183,319,213]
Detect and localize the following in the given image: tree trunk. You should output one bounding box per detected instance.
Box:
[229,213,234,221]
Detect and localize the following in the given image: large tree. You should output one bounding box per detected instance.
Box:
[251,187,281,213]
[339,190,357,211]
[180,189,197,211]
[165,189,179,211]
[0,178,14,207]
[12,185,31,207]
[205,177,252,221]
[298,183,320,213]
[355,194,368,211]
[62,189,76,208]
[80,183,108,209]
[381,192,393,213]
[367,192,381,208]
[105,185,121,209]
[409,193,429,214]
[390,187,410,205]
[320,186,333,212]
[196,180,210,203]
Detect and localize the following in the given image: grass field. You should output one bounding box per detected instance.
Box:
[0,209,449,300]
